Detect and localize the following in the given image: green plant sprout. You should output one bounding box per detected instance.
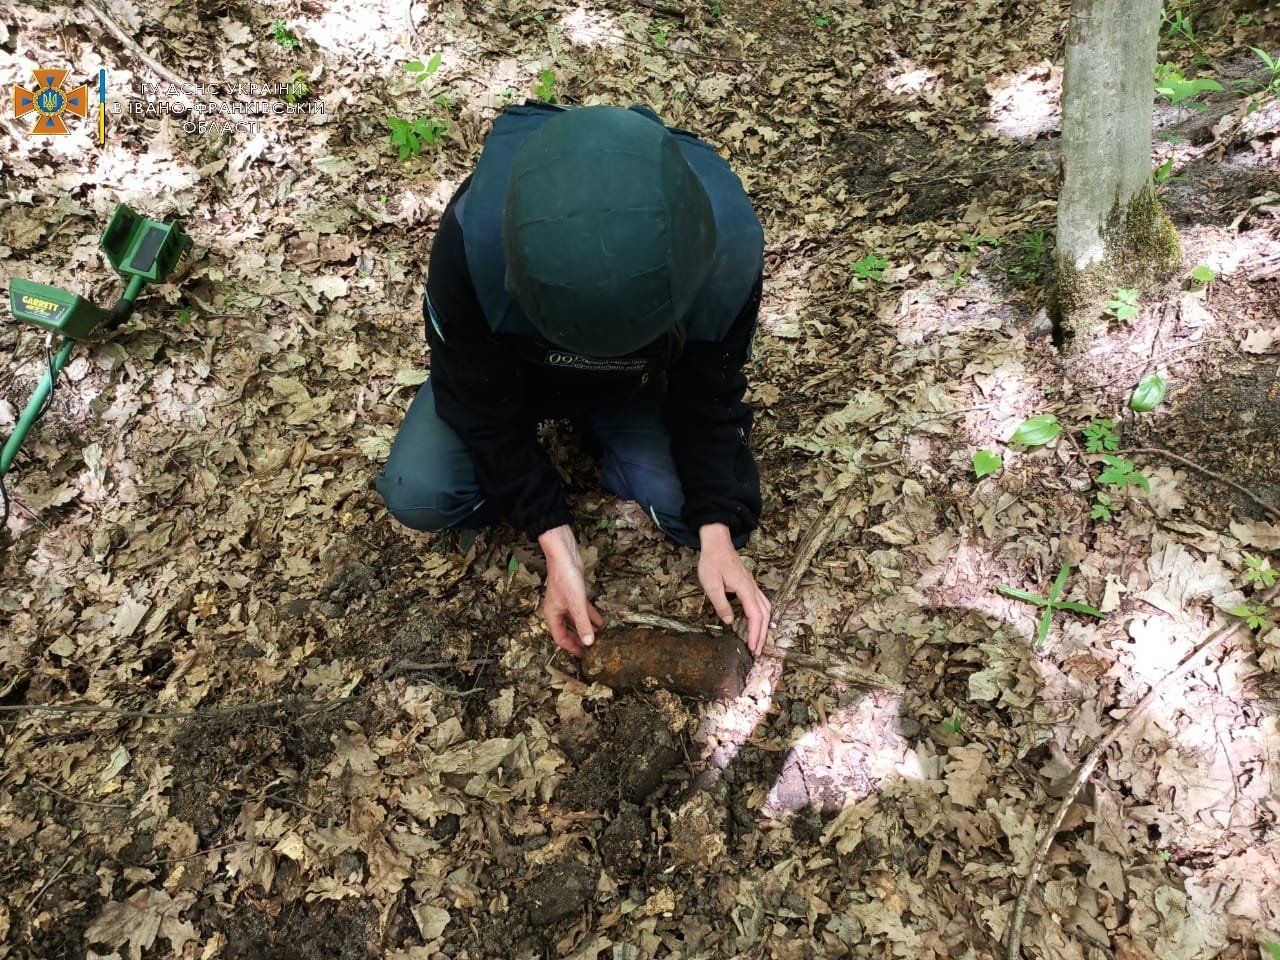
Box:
[387,115,449,159]
[707,1,722,15]
[1262,938,1280,960]
[1011,413,1060,447]
[1190,264,1216,285]
[1244,554,1278,588]
[405,52,443,83]
[534,69,557,102]
[996,562,1106,649]
[1009,229,1047,283]
[847,253,889,282]
[1083,418,1120,453]
[1098,455,1150,494]
[1155,62,1223,110]
[961,232,1002,256]
[594,517,617,532]
[652,25,669,47]
[1230,603,1272,631]
[1160,5,1198,48]
[1107,288,1140,323]
[283,69,308,104]
[940,716,963,735]
[1091,491,1115,523]
[813,14,832,27]
[1237,47,1280,114]
[1130,372,1168,412]
[271,19,300,49]
[973,449,1002,478]
[1152,157,1185,190]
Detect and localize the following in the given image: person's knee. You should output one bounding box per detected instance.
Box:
[375,471,478,532]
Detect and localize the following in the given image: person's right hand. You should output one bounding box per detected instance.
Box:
[538,524,604,657]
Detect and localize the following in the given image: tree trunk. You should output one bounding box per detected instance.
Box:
[1054,0,1180,351]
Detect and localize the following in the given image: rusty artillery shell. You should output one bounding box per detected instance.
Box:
[580,627,753,700]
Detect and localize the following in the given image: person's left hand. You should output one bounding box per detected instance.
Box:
[697,523,771,656]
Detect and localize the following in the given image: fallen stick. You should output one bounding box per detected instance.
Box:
[1122,447,1280,521]
[1003,581,1280,959]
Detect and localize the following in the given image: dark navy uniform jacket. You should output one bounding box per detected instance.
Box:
[423,103,764,541]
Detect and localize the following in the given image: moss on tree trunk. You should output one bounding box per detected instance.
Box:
[1053,184,1180,351]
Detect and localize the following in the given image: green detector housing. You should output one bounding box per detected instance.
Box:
[7,203,191,341]
[2,204,193,490]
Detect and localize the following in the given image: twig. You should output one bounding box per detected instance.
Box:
[27,776,132,809]
[84,2,196,96]
[0,695,355,721]
[28,856,73,909]
[757,647,905,695]
[771,484,859,629]
[634,0,687,18]
[1121,447,1280,521]
[143,837,273,867]
[1003,582,1280,959]
[1117,337,1230,377]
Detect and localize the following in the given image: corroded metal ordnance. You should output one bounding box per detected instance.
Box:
[580,628,753,700]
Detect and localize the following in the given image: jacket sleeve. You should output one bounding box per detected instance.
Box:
[663,277,764,539]
[424,202,574,539]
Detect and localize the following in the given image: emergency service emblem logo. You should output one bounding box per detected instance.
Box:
[13,68,89,135]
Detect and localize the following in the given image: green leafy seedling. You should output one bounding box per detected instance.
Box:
[1009,229,1047,283]
[847,253,889,282]
[1190,264,1215,285]
[1231,603,1271,630]
[973,449,1002,478]
[594,517,617,532]
[283,69,309,104]
[652,25,669,47]
[534,69,557,102]
[1011,413,1060,447]
[961,232,1002,255]
[405,52,443,83]
[1130,373,1168,412]
[1083,418,1120,453]
[271,19,300,49]
[1262,939,1280,960]
[996,562,1106,649]
[813,14,832,27]
[1162,7,1195,45]
[1153,157,1184,189]
[1244,554,1278,588]
[507,554,520,574]
[387,115,449,160]
[940,717,963,735]
[1107,288,1140,323]
[1098,455,1150,494]
[1155,68,1223,110]
[1091,492,1114,523]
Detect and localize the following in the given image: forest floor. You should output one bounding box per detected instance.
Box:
[2,1,1280,958]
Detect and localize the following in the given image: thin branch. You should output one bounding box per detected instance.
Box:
[1121,446,1280,521]
[1003,582,1280,959]
[84,2,196,95]
[27,776,132,809]
[0,695,354,721]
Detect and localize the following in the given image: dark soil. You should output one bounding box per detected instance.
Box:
[1133,357,1280,520]
[169,702,347,842]
[218,896,380,960]
[558,697,684,812]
